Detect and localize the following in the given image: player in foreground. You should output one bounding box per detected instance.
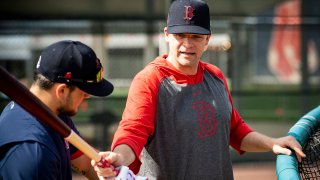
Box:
[0,40,114,179]
[92,0,305,179]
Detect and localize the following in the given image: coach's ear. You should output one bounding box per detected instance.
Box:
[203,34,211,52]
[164,27,170,42]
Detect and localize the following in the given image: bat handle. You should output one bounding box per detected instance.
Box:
[98,158,120,175]
[65,131,120,174]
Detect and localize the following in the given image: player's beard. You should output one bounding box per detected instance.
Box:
[57,93,77,117]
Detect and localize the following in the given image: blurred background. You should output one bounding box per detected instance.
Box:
[0,0,320,179]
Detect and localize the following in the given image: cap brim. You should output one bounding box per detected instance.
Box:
[76,79,114,97]
[168,25,211,35]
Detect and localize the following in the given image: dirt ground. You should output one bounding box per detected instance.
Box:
[233,162,276,180]
[73,162,277,180]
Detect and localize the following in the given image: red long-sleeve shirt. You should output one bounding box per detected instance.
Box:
[112,55,252,178]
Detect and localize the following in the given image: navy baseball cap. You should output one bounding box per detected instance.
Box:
[167,0,211,35]
[36,40,114,97]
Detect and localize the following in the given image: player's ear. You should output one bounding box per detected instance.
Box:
[55,83,68,99]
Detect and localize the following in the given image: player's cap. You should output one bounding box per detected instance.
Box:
[167,0,211,35]
[36,40,114,97]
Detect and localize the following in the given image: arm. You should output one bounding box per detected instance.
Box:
[91,69,160,178]
[240,131,306,161]
[71,154,99,180]
[240,131,275,152]
[112,144,136,166]
[110,68,158,170]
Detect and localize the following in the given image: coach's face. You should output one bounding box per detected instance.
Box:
[56,84,90,116]
[164,27,210,75]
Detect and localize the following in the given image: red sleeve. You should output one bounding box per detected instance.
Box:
[111,65,161,174]
[70,150,84,160]
[229,108,253,154]
[204,62,253,154]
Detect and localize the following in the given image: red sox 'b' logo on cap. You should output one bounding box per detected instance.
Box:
[184,6,194,20]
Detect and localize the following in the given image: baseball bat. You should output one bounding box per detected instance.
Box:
[0,66,116,170]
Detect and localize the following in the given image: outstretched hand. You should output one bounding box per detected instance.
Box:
[91,151,147,180]
[91,152,120,179]
[272,136,306,162]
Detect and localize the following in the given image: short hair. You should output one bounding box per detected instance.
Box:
[33,71,76,92]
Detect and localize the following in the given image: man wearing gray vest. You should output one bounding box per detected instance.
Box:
[92,1,305,179]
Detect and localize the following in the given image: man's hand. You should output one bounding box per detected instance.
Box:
[91,152,120,179]
[272,136,306,162]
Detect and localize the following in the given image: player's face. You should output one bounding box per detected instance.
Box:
[164,27,210,75]
[57,87,90,116]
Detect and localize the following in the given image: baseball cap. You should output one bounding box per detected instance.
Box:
[36,40,114,97]
[167,0,211,35]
